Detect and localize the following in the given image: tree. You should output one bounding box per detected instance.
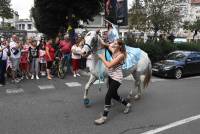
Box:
[183,20,200,40]
[0,0,13,28]
[32,0,103,38]
[129,0,180,39]
[129,0,148,31]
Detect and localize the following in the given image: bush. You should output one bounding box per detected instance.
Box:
[125,39,200,63]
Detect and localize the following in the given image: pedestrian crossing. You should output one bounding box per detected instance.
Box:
[6,88,24,94]
[2,76,200,95]
[38,85,55,90]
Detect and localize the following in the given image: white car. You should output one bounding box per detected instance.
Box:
[174,37,187,43]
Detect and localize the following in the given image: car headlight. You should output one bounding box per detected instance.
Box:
[163,66,174,70]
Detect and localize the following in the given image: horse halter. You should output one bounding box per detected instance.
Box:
[83,36,99,54]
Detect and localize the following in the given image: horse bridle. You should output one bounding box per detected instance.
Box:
[83,36,99,53]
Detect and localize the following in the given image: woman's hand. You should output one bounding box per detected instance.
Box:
[98,53,105,60]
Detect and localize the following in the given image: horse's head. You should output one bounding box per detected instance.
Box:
[81,31,99,57]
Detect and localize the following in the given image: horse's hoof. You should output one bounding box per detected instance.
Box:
[134,95,141,101]
[83,98,90,107]
[127,94,133,100]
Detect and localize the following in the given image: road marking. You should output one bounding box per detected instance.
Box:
[151,79,166,82]
[38,85,55,90]
[6,88,24,94]
[93,80,104,84]
[182,76,200,80]
[65,82,81,87]
[141,114,200,134]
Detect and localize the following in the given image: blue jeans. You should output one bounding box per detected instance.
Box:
[63,53,71,72]
[0,60,7,85]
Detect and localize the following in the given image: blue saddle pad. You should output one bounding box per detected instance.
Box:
[105,46,141,70]
[122,46,141,70]
[105,49,112,61]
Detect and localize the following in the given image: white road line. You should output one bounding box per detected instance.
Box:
[182,76,200,80]
[141,114,200,134]
[38,85,55,90]
[151,79,166,82]
[93,80,104,85]
[6,88,24,94]
[65,82,82,87]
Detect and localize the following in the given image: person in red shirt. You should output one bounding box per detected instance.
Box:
[20,40,29,79]
[59,34,72,73]
[45,38,55,80]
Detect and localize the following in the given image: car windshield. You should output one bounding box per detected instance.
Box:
[167,52,186,61]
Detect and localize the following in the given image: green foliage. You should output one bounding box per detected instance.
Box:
[0,0,13,19]
[125,39,200,63]
[129,0,180,37]
[32,0,103,38]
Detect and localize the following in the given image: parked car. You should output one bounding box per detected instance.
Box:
[174,37,187,43]
[152,51,200,79]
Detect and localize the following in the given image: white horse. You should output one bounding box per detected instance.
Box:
[81,31,152,106]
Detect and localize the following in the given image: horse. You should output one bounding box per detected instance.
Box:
[81,31,152,106]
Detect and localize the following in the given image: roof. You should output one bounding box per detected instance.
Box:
[172,50,200,56]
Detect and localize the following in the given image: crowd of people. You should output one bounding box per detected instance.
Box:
[0,34,84,86]
[1,23,132,125]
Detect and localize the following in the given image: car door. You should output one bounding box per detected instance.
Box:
[194,52,200,73]
[185,53,198,74]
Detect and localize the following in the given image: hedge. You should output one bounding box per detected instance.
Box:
[124,39,200,63]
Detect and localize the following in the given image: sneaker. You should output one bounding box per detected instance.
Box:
[76,73,81,77]
[36,75,40,80]
[14,79,20,83]
[124,103,132,114]
[31,75,34,80]
[26,75,29,80]
[73,74,76,77]
[94,116,107,125]
[41,72,46,76]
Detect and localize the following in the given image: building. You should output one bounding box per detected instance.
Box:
[76,12,130,39]
[190,0,200,21]
[0,11,19,28]
[15,19,40,39]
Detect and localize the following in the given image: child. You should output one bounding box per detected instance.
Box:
[71,38,84,77]
[39,40,46,76]
[20,42,29,79]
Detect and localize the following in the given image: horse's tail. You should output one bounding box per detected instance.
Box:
[143,61,152,89]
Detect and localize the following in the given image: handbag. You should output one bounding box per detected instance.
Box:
[11,48,19,55]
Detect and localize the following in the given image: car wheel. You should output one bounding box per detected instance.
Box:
[174,69,182,79]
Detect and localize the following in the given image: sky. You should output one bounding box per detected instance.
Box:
[11,0,34,19]
[11,0,133,19]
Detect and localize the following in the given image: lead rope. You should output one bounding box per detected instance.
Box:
[96,37,104,92]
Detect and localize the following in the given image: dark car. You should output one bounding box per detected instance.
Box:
[152,51,200,79]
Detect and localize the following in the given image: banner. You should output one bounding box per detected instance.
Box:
[104,0,128,26]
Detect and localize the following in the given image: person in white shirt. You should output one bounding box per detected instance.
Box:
[0,38,9,86]
[71,37,84,77]
[9,35,21,83]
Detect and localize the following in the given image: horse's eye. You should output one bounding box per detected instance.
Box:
[87,33,91,36]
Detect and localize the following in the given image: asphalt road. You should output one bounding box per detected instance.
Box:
[0,73,200,134]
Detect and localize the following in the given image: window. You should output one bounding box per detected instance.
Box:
[188,53,200,61]
[22,24,25,30]
[19,24,21,30]
[28,24,32,30]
